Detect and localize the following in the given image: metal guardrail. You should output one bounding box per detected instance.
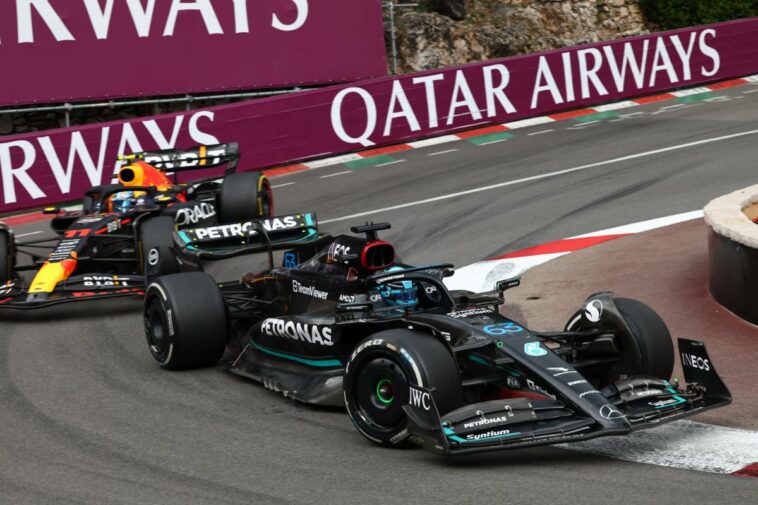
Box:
[385,2,420,75]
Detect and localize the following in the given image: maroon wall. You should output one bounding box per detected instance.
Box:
[0,0,387,106]
[2,18,758,215]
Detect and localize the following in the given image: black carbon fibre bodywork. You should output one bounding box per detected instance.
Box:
[183,226,732,455]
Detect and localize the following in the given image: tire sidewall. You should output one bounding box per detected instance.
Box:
[343,331,460,447]
[218,172,272,223]
[615,297,674,380]
[144,282,176,367]
[565,297,674,381]
[143,273,229,370]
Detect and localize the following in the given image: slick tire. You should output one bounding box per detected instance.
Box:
[218,172,273,224]
[615,297,674,381]
[566,297,674,382]
[144,272,228,370]
[343,330,461,447]
[0,230,13,284]
[139,216,180,278]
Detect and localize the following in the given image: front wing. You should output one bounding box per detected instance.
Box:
[0,275,145,310]
[404,338,731,456]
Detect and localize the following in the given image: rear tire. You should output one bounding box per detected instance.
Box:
[343,330,461,447]
[0,230,13,283]
[218,172,273,223]
[144,273,228,370]
[139,216,180,278]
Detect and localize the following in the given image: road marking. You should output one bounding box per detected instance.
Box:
[376,160,406,167]
[651,103,690,115]
[304,153,362,169]
[16,231,42,238]
[567,120,600,130]
[320,171,352,179]
[428,149,458,156]
[503,116,555,129]
[407,135,460,148]
[272,182,296,188]
[528,129,554,136]
[477,139,509,146]
[446,211,704,292]
[593,100,638,112]
[321,129,758,224]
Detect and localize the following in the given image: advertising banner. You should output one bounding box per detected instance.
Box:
[2,18,758,214]
[0,0,387,106]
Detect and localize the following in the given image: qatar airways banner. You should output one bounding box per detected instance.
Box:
[0,0,387,106]
[2,18,758,214]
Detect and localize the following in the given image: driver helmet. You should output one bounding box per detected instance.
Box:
[378,266,418,307]
[110,191,138,213]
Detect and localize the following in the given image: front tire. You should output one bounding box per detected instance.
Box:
[615,297,674,380]
[566,297,674,382]
[343,330,461,447]
[218,172,273,223]
[144,273,228,370]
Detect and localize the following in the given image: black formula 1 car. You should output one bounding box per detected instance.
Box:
[143,221,731,456]
[0,143,275,309]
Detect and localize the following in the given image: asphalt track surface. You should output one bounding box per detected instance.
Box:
[2,85,758,504]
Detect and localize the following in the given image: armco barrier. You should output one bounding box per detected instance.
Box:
[2,17,758,215]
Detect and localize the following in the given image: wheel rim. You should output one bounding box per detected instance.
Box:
[145,296,170,361]
[353,356,408,431]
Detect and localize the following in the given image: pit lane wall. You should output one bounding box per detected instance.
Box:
[2,17,758,215]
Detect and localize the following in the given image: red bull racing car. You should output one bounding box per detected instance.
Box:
[142,220,731,455]
[0,143,279,309]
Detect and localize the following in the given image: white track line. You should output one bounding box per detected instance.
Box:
[272,182,296,188]
[16,231,42,238]
[304,154,362,169]
[504,116,555,129]
[321,129,758,225]
[320,171,352,179]
[427,149,458,157]
[573,210,704,238]
[478,139,508,146]
[593,100,638,112]
[376,160,406,167]
[528,129,554,136]
[445,211,704,293]
[408,135,460,148]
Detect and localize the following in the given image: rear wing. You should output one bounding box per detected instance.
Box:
[119,143,239,174]
[174,212,320,265]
